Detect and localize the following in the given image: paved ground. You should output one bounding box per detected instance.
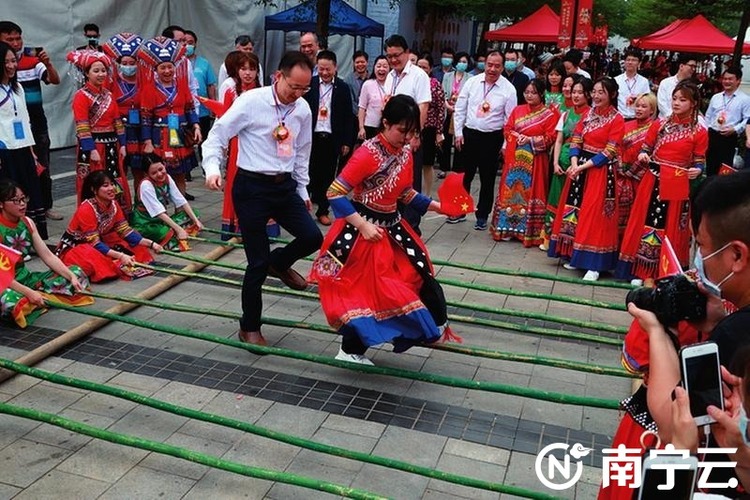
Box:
[0,150,635,499]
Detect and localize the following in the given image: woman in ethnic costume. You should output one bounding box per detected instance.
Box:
[616,93,656,240]
[0,42,47,240]
[68,49,131,212]
[310,95,456,366]
[540,75,587,251]
[102,32,144,195]
[616,81,707,285]
[544,61,565,111]
[0,180,92,328]
[57,171,163,282]
[491,79,559,246]
[218,51,260,239]
[138,37,201,198]
[131,154,202,251]
[548,77,625,282]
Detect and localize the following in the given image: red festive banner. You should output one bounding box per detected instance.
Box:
[574,0,594,49]
[558,0,574,49]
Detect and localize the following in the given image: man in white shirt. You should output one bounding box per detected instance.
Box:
[218,35,264,86]
[614,48,651,119]
[705,67,750,175]
[202,51,323,346]
[656,53,697,118]
[299,32,320,76]
[452,51,517,230]
[383,34,431,233]
[563,49,591,79]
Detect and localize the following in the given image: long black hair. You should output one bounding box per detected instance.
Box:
[0,42,19,92]
[0,178,22,202]
[81,170,116,201]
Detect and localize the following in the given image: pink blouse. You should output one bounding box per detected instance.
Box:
[358,79,387,128]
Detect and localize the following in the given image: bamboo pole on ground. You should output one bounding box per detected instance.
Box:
[0,240,238,383]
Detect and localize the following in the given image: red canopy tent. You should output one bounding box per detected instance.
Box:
[632,15,750,54]
[484,4,560,43]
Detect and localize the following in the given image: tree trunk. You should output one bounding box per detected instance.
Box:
[733,1,750,67]
[317,0,331,49]
[476,20,489,56]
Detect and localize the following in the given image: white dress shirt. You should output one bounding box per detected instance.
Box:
[614,72,651,118]
[139,176,188,216]
[202,85,313,201]
[384,60,431,104]
[314,81,333,134]
[705,89,750,133]
[576,68,591,79]
[453,74,517,138]
[656,75,678,118]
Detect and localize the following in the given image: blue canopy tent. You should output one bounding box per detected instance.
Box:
[263,0,385,72]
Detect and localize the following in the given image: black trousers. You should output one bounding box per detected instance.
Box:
[461,127,504,220]
[233,171,323,331]
[399,144,423,234]
[706,128,738,176]
[308,132,339,217]
[32,130,52,210]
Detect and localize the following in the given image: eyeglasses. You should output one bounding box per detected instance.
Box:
[386,51,405,61]
[686,64,698,69]
[282,74,310,94]
[7,196,29,205]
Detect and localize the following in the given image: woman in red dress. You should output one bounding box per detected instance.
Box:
[218,51,260,239]
[548,77,625,281]
[68,50,131,212]
[102,32,144,195]
[491,79,559,246]
[616,81,707,285]
[138,37,200,198]
[57,171,163,282]
[309,95,453,366]
[617,93,656,239]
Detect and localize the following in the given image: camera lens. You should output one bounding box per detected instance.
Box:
[626,287,655,312]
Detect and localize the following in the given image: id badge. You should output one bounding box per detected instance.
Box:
[475,106,488,118]
[277,130,294,158]
[128,108,140,125]
[12,120,25,140]
[167,113,180,129]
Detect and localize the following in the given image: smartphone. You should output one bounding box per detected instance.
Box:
[637,455,698,500]
[22,47,43,57]
[680,341,724,426]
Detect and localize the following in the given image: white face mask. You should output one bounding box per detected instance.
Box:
[693,242,734,297]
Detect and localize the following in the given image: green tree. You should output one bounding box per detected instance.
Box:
[622,0,747,39]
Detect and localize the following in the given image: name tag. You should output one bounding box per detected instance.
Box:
[167,113,180,129]
[277,130,294,158]
[128,109,140,125]
[13,120,25,140]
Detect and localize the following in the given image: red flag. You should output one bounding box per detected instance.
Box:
[574,0,594,49]
[658,235,682,278]
[0,243,22,291]
[719,163,738,176]
[437,172,475,217]
[197,96,230,118]
[658,164,689,201]
[558,0,574,49]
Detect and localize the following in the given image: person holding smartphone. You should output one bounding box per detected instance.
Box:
[627,171,750,497]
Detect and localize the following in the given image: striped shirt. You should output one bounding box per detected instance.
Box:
[16,54,48,133]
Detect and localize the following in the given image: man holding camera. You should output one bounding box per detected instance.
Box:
[0,20,62,222]
[628,171,750,496]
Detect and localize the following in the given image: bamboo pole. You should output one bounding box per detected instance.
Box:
[0,240,237,384]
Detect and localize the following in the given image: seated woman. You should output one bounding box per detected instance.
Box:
[131,153,202,251]
[0,180,92,327]
[56,171,163,281]
[309,95,456,366]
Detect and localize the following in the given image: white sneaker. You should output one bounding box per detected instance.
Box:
[582,270,600,281]
[563,262,577,270]
[335,348,374,366]
[630,278,643,287]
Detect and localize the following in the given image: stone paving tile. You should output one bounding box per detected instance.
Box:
[8,383,85,414]
[0,482,22,499]
[0,439,73,488]
[353,463,431,498]
[427,452,505,500]
[139,432,233,480]
[56,440,149,482]
[255,402,329,439]
[107,405,188,442]
[321,413,386,440]
[11,470,110,500]
[98,465,196,500]
[23,408,115,451]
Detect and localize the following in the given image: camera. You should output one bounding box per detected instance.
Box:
[626,274,707,327]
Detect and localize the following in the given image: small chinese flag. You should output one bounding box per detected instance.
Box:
[658,163,689,201]
[196,96,230,118]
[719,163,737,176]
[658,235,682,278]
[0,243,21,292]
[437,172,475,217]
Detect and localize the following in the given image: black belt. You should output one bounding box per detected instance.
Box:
[237,170,291,183]
[314,131,332,138]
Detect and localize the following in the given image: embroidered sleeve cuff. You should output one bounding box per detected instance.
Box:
[93,241,111,255]
[124,231,143,246]
[80,138,96,151]
[591,153,608,167]
[408,192,432,215]
[569,146,581,158]
[330,197,356,218]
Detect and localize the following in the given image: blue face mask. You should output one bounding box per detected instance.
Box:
[455,62,468,73]
[693,242,734,298]
[119,64,137,77]
[441,57,453,68]
[739,407,750,446]
[185,45,195,57]
[476,62,485,71]
[88,37,99,45]
[505,61,518,72]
